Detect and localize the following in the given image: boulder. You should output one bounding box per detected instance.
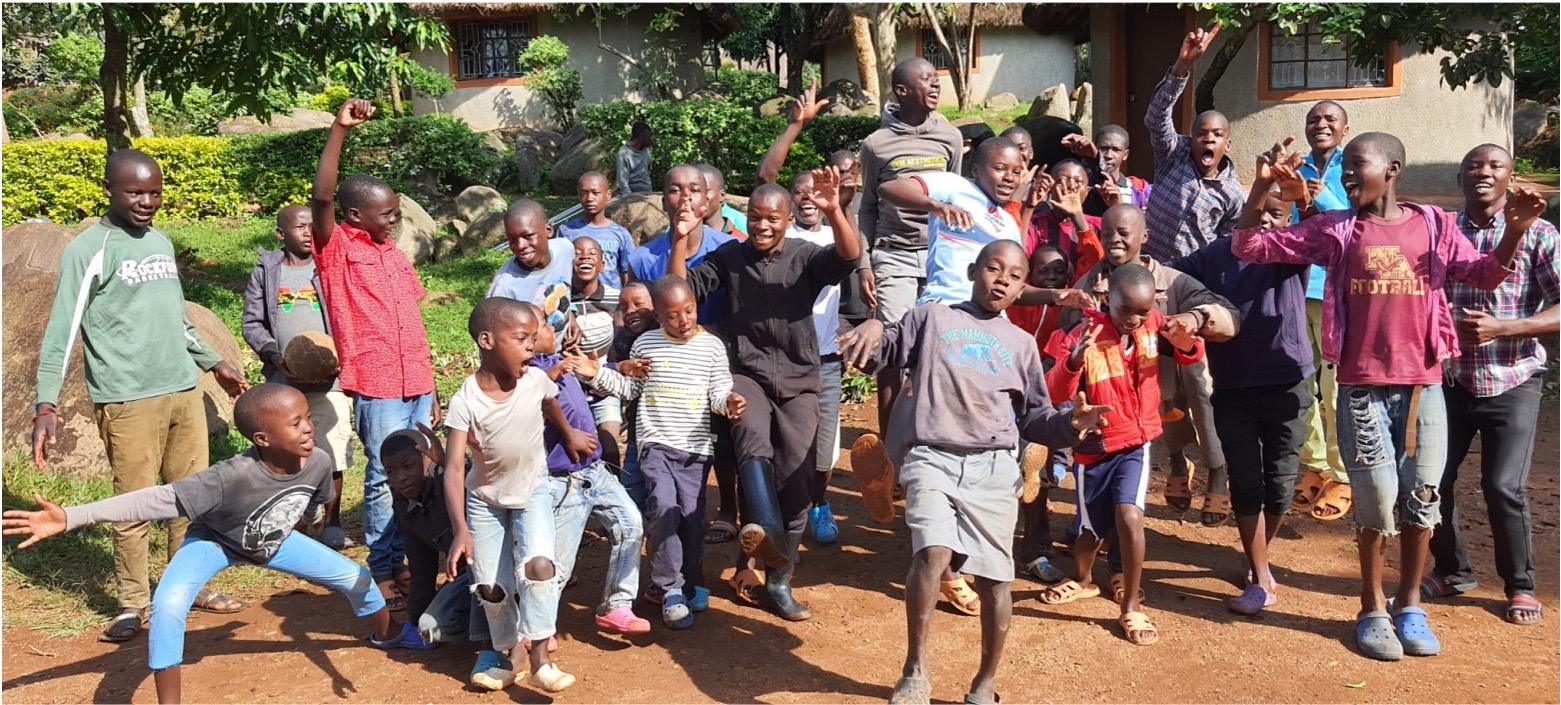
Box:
[454,211,508,256]
[1,222,240,476]
[479,130,508,154]
[756,94,793,119]
[434,236,462,262]
[984,92,1019,110]
[1070,82,1093,137]
[216,108,336,136]
[511,129,565,193]
[1026,84,1071,122]
[391,193,437,265]
[454,185,507,224]
[855,103,883,118]
[1017,114,1084,169]
[450,219,469,237]
[547,138,610,196]
[604,193,669,245]
[1514,99,1550,150]
[823,79,877,116]
[559,123,587,154]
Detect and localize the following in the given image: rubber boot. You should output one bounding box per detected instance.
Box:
[737,458,790,570]
[766,529,812,621]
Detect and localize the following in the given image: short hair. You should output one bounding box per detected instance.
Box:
[975,239,1026,268]
[1032,245,1064,260]
[1101,203,1147,234]
[1094,124,1130,144]
[573,234,601,251]
[694,163,726,192]
[338,173,393,212]
[579,171,609,188]
[891,57,934,89]
[751,182,791,212]
[1192,110,1230,132]
[1050,159,1087,179]
[1108,262,1156,295]
[276,203,309,227]
[790,170,815,190]
[1463,143,1511,163]
[973,136,1020,167]
[648,273,692,306]
[1353,131,1406,166]
[505,198,547,224]
[467,296,532,341]
[631,120,651,139]
[622,280,650,296]
[1309,99,1348,124]
[664,163,702,193]
[999,125,1031,141]
[380,429,425,461]
[233,384,304,441]
[104,148,160,183]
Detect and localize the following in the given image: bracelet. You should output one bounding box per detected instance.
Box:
[31,406,55,423]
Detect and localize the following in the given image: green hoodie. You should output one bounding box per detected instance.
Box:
[35,221,224,407]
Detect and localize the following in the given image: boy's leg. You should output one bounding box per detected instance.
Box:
[729,375,786,562]
[710,417,740,541]
[1180,359,1230,523]
[674,453,712,600]
[810,358,843,541]
[1260,380,1311,542]
[898,445,969,683]
[641,444,687,598]
[1467,378,1542,597]
[465,496,522,653]
[548,474,591,597]
[967,576,1012,703]
[1428,383,1478,589]
[591,395,623,470]
[621,423,646,509]
[902,546,954,684]
[580,462,646,613]
[1214,388,1266,578]
[1336,385,1403,614]
[1072,454,1119,585]
[1394,385,1448,611]
[514,481,563,673]
[96,392,176,619]
[1112,445,1151,616]
[263,531,387,620]
[870,247,924,431]
[419,571,476,643]
[354,394,427,584]
[148,535,239,674]
[772,391,821,535]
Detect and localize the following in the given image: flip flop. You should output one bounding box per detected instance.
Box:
[1310,481,1352,521]
[1355,610,1404,661]
[1392,606,1441,656]
[1020,556,1066,584]
[1420,573,1477,600]
[964,692,1000,704]
[1118,610,1159,646]
[705,518,737,544]
[1039,580,1101,605]
[851,434,898,523]
[889,676,931,705]
[1506,593,1544,626]
[1291,469,1329,512]
[941,578,981,616]
[192,588,247,614]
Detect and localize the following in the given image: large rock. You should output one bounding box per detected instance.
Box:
[453,211,508,256]
[558,124,587,155]
[985,92,1019,110]
[2,222,240,476]
[454,185,507,224]
[1026,84,1071,122]
[1070,82,1093,137]
[217,108,336,136]
[1016,114,1084,169]
[392,193,437,264]
[511,129,565,193]
[1514,99,1550,150]
[604,193,669,245]
[547,138,610,197]
[756,94,792,119]
[823,79,877,117]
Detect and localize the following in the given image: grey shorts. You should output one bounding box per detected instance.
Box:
[872,247,927,324]
[901,445,1021,582]
[590,395,623,426]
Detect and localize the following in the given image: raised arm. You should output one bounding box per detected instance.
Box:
[805,166,863,263]
[1451,188,1548,289]
[1148,21,1221,162]
[758,79,828,186]
[311,99,376,250]
[879,177,975,229]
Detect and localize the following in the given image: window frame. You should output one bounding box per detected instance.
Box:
[914,26,982,76]
[445,12,539,88]
[1257,21,1401,101]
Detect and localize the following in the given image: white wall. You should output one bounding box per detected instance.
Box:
[822,27,1075,107]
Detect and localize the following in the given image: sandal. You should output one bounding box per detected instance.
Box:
[192,588,247,614]
[1392,605,1441,656]
[705,518,737,544]
[1108,573,1144,605]
[1291,469,1329,512]
[1310,480,1352,521]
[1200,492,1231,527]
[1420,573,1476,600]
[1020,556,1066,584]
[851,434,898,523]
[1356,610,1403,661]
[941,578,981,616]
[1118,610,1159,646]
[100,608,146,643]
[728,567,766,607]
[1162,471,1192,511]
[1020,443,1049,504]
[1506,593,1544,626]
[889,676,931,705]
[1039,579,1101,605]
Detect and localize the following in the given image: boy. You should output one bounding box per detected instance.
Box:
[1027,160,1104,273]
[443,298,586,692]
[1428,144,1556,626]
[697,163,748,238]
[1041,264,1205,647]
[1142,21,1245,262]
[616,121,654,196]
[570,236,625,468]
[557,171,636,289]
[487,199,576,339]
[1231,132,1535,660]
[1168,183,1313,614]
[242,203,353,550]
[33,148,250,641]
[843,240,1106,705]
[5,385,432,705]
[1061,125,1154,215]
[573,275,744,629]
[311,99,436,604]
[999,125,1035,167]
[668,171,859,621]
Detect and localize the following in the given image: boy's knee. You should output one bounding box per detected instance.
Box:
[475,583,507,603]
[911,546,953,568]
[1403,484,1441,529]
[523,556,555,582]
[1116,503,1144,524]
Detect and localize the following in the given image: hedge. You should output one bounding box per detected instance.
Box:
[1,114,497,226]
[579,98,880,194]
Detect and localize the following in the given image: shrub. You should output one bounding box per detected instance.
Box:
[705,66,778,105]
[308,85,353,114]
[2,84,102,138]
[43,33,103,86]
[520,36,583,130]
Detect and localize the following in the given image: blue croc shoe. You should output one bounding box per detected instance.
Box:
[662,593,694,630]
[1393,605,1441,656]
[809,503,839,544]
[1356,611,1404,661]
[691,585,710,612]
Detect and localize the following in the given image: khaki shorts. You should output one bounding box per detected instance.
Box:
[871,248,927,324]
[901,444,1021,582]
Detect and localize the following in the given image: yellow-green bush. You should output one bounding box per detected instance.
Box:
[1,137,249,225]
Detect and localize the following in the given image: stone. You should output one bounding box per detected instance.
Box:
[603,193,669,245]
[1070,82,1093,137]
[454,185,507,224]
[434,235,461,262]
[547,138,610,196]
[480,130,507,154]
[1016,114,1084,168]
[984,92,1019,110]
[450,219,469,237]
[1026,84,1071,122]
[391,193,437,265]
[1514,99,1550,150]
[855,103,883,118]
[454,211,508,256]
[822,79,877,116]
[511,129,566,193]
[1,222,241,476]
[216,108,336,136]
[559,123,587,154]
[953,117,995,160]
[756,94,793,118]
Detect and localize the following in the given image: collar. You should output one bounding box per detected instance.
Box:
[405,475,440,512]
[1087,255,1165,295]
[1457,206,1505,232]
[341,221,392,250]
[1301,147,1343,178]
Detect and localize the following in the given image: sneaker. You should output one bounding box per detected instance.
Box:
[368,621,437,650]
[809,503,840,544]
[662,594,693,630]
[468,649,515,691]
[321,525,353,550]
[595,606,651,635]
[691,586,710,612]
[528,662,577,693]
[1020,556,1066,584]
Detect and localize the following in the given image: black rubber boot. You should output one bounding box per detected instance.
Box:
[736,458,790,570]
[766,529,812,621]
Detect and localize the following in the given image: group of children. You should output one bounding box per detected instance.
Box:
[6,21,1555,705]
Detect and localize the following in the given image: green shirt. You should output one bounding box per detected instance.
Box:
[35,221,224,406]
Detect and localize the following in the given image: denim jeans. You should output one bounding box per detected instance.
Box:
[466,482,560,650]
[150,532,381,670]
[1335,384,1447,535]
[353,392,433,581]
[549,461,644,613]
[417,570,491,644]
[621,425,646,510]
[814,357,844,474]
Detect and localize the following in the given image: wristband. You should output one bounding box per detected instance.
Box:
[31,404,55,423]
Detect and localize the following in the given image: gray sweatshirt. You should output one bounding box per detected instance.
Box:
[856,105,964,252]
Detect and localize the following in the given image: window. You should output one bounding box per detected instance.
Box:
[916,27,981,75]
[1258,21,1400,100]
[920,29,950,71]
[453,18,533,81]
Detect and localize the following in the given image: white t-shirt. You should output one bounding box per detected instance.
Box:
[786,223,841,356]
[444,370,560,509]
[486,238,576,337]
[915,172,1022,307]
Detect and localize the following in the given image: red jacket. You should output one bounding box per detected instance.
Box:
[1043,309,1202,463]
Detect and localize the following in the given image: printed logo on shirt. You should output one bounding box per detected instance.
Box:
[888,155,950,170]
[1352,246,1426,296]
[243,486,315,558]
[939,328,1015,378]
[278,284,322,312]
[115,254,178,286]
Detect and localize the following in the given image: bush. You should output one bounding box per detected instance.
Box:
[43,33,103,86]
[520,36,583,130]
[705,66,779,105]
[308,85,353,114]
[2,84,102,138]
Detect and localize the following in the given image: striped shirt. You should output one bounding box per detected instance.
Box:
[1444,212,1560,397]
[590,328,733,457]
[1142,70,1245,262]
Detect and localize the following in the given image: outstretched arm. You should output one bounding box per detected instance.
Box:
[311,99,376,250]
[757,78,827,186]
[3,487,183,549]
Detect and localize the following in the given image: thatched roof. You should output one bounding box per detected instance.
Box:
[894,3,1030,32]
[815,3,1086,44]
[407,3,555,16]
[408,2,741,40]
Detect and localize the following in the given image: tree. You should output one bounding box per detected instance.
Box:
[917,3,982,111]
[850,13,879,102]
[519,36,584,130]
[1191,3,1558,114]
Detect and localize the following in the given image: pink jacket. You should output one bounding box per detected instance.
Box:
[1230,202,1514,367]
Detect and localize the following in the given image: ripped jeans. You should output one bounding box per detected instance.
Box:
[1335,384,1446,535]
[466,483,560,651]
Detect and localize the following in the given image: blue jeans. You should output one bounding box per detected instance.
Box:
[814,357,843,474]
[549,461,644,613]
[150,532,382,670]
[353,392,433,581]
[417,571,491,644]
[1336,384,1447,535]
[621,425,646,510]
[466,482,559,650]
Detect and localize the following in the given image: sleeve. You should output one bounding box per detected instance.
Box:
[309,454,337,507]
[916,171,965,203]
[944,124,964,176]
[540,373,559,400]
[443,389,474,433]
[402,528,439,624]
[616,229,638,276]
[1531,222,1561,305]
[592,339,647,402]
[1075,227,1105,279]
[1015,349,1079,449]
[35,239,96,406]
[873,305,928,372]
[1171,335,1205,365]
[1440,210,1516,291]
[683,256,727,302]
[807,241,858,287]
[1145,70,1188,166]
[1042,326,1084,404]
[1166,247,1208,287]
[856,139,882,247]
[169,466,227,520]
[1230,211,1342,267]
[615,148,633,196]
[241,264,280,364]
[64,485,184,530]
[1168,272,1240,341]
[706,338,734,416]
[183,311,226,371]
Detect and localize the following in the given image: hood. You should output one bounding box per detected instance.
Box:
[256,247,286,267]
[881,103,950,137]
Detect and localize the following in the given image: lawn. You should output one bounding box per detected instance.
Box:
[937,103,1030,129]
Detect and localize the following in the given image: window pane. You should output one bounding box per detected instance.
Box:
[1309,35,1345,60]
[456,19,533,79]
[1271,62,1305,89]
[1348,57,1387,86]
[1271,34,1306,62]
[1307,60,1347,88]
[921,29,947,70]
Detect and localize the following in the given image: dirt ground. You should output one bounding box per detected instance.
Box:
[3,402,1557,704]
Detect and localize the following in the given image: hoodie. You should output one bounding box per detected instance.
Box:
[241,247,336,393]
[856,104,964,252]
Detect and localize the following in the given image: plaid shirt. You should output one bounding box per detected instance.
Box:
[1445,212,1560,397]
[1142,70,1245,262]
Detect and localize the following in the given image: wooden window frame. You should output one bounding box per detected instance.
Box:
[915,26,982,76]
[1257,22,1401,101]
[444,11,539,88]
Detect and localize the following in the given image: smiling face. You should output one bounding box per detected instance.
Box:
[974,143,1025,205]
[573,236,603,285]
[895,59,941,113]
[104,160,164,229]
[1258,191,1293,231]
[618,283,654,333]
[747,188,793,254]
[1028,249,1070,289]
[1100,205,1147,267]
[253,390,316,460]
[478,311,539,379]
[578,173,610,218]
[1052,161,1089,189]
[663,165,708,224]
[1340,140,1398,210]
[967,242,1028,314]
[1189,111,1231,176]
[1305,102,1349,155]
[1108,280,1157,336]
[1458,145,1512,211]
[829,152,860,206]
[654,284,699,341]
[791,172,822,229]
[505,211,552,269]
[1096,130,1130,179]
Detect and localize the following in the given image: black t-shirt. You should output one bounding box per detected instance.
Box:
[172,448,335,563]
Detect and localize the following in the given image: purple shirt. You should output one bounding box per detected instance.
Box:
[531,353,601,473]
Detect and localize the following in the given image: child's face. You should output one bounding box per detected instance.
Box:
[1052,162,1088,190]
[1189,113,1231,176]
[573,237,603,285]
[103,161,164,229]
[747,191,792,254]
[1258,194,1293,230]
[830,155,860,206]
[1096,131,1130,178]
[1005,132,1034,165]
[663,166,708,225]
[974,146,1025,205]
[578,175,610,217]
[479,314,539,379]
[1107,281,1157,336]
[1029,251,1070,289]
[276,206,313,258]
[1100,209,1147,267]
[619,285,654,333]
[1341,142,1396,209]
[1458,146,1511,209]
[654,286,699,341]
[1305,103,1349,153]
[967,246,1029,314]
[791,173,822,229]
[384,448,428,501]
[505,213,552,269]
[349,188,400,241]
[254,390,316,460]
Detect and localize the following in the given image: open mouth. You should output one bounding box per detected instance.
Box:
[798,203,818,218]
[576,262,597,274]
[1472,181,1495,194]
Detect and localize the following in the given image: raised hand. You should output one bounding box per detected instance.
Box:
[1176,20,1223,70]
[565,351,603,379]
[670,198,702,242]
[1026,167,1055,209]
[1,494,68,549]
[1055,288,1095,310]
[336,98,375,129]
[1016,165,1040,208]
[1049,177,1085,217]
[726,392,747,422]
[1069,392,1112,438]
[804,165,843,214]
[1094,182,1123,208]
[547,356,581,382]
[1505,186,1547,233]
[1060,134,1098,159]
[415,421,446,468]
[790,77,830,125]
[1160,313,1201,352]
[1067,321,1104,372]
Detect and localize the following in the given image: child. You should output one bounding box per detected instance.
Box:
[33,148,251,641]
[570,236,624,468]
[1010,245,1075,584]
[697,163,748,238]
[1168,183,1313,614]
[1062,125,1154,215]
[443,298,585,692]
[610,280,656,508]
[311,98,436,603]
[557,171,637,289]
[1232,133,1534,660]
[241,203,353,550]
[572,275,744,629]
[841,240,1106,705]
[487,199,575,339]
[1009,246,1073,347]
[4,385,432,704]
[1041,264,1205,647]
[1026,160,1104,274]
[616,120,653,196]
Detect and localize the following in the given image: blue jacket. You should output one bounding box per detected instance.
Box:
[1168,238,1313,391]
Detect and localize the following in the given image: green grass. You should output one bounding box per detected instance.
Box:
[937,103,1031,129]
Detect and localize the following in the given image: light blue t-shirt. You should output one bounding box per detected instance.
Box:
[556,218,636,290]
[486,238,576,335]
[1297,148,1349,301]
[628,225,739,324]
[916,172,1022,306]
[721,203,749,236]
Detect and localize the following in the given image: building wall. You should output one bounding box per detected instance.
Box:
[410,9,704,132]
[821,27,1075,106]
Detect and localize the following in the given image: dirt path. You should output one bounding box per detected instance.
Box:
[4,402,1557,704]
